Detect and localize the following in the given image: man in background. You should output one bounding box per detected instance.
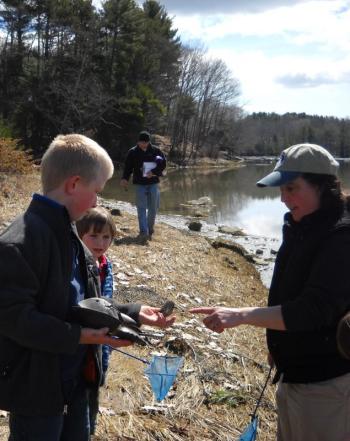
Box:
[120,131,166,240]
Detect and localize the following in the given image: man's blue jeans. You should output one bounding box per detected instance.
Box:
[135,184,160,235]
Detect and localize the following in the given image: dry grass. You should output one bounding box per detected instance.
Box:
[0,139,39,227]
[0,139,34,174]
[0,173,40,227]
[0,167,277,440]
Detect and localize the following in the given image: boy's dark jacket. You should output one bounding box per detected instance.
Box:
[0,196,140,416]
[268,206,350,383]
[122,144,166,185]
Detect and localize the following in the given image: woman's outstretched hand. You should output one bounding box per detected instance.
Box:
[190,305,286,332]
[189,307,247,333]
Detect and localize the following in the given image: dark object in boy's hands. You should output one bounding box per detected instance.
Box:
[72,297,148,346]
[160,300,175,317]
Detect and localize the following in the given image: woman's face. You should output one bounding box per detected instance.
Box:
[280,176,321,222]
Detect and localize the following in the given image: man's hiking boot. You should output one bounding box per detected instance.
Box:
[137,233,149,244]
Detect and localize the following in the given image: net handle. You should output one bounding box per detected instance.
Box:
[108,346,150,364]
[251,366,273,420]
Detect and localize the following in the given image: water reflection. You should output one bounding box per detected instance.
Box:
[234,197,284,238]
[102,162,350,239]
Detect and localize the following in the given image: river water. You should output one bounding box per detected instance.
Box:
[102,161,350,287]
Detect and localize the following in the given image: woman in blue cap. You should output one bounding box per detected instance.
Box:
[191,143,350,441]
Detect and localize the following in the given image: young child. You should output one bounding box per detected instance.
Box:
[0,134,174,441]
[76,207,117,434]
[76,207,116,304]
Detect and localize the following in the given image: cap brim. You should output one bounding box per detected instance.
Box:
[256,171,300,187]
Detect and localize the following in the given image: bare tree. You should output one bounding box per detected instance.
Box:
[167,44,241,163]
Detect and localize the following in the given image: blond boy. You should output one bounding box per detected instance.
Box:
[0,134,173,441]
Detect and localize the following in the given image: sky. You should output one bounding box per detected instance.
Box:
[96,0,350,119]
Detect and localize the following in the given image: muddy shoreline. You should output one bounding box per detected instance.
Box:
[101,197,279,288]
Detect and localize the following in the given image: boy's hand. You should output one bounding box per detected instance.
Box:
[79,327,133,347]
[139,305,176,328]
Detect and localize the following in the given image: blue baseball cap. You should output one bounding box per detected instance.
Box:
[257,143,339,187]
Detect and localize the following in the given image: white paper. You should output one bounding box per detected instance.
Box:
[142,161,157,177]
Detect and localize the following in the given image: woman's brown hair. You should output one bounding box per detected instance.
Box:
[302,173,349,216]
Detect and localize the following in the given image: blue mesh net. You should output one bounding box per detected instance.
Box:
[238,416,258,441]
[144,355,183,401]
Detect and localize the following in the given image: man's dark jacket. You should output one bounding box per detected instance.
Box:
[268,206,350,383]
[0,196,140,415]
[122,144,166,185]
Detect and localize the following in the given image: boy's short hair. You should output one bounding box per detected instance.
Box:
[76,207,117,240]
[41,134,114,193]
